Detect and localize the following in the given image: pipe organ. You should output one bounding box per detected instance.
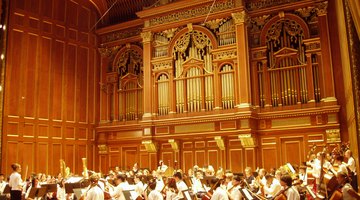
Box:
[97,0,344,174]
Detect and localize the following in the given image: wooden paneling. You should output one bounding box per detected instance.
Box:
[245,148,256,170]
[262,147,277,170]
[37,143,49,173]
[281,137,304,166]
[23,142,35,174]
[110,154,121,169]
[208,150,219,170]
[51,143,62,175]
[195,151,205,167]
[161,152,174,168]
[140,153,149,169]
[183,151,193,172]
[229,149,242,173]
[123,148,137,170]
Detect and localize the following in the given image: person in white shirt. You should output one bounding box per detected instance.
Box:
[157,161,168,173]
[334,156,348,176]
[210,178,228,200]
[337,171,360,200]
[174,172,188,199]
[227,174,242,200]
[134,175,144,198]
[111,174,129,200]
[263,174,281,198]
[0,174,7,195]
[165,178,178,200]
[345,150,358,192]
[144,179,163,200]
[9,163,23,200]
[279,175,300,200]
[86,174,104,200]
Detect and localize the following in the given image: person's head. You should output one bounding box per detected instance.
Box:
[245,167,252,177]
[174,172,182,182]
[188,169,194,177]
[211,178,221,189]
[0,174,4,182]
[280,175,292,187]
[167,178,177,190]
[345,150,352,158]
[299,166,306,174]
[275,170,282,180]
[31,178,39,187]
[89,174,100,186]
[225,172,233,183]
[335,155,344,164]
[232,174,241,186]
[148,179,157,190]
[265,174,274,185]
[115,174,126,185]
[259,168,266,177]
[337,172,349,184]
[196,171,203,179]
[11,163,21,173]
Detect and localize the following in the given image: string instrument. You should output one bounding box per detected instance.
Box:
[201,178,221,200]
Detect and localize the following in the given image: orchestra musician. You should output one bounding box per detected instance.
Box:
[85,174,104,200]
[263,174,281,198]
[244,167,255,186]
[155,171,165,192]
[278,174,300,200]
[9,163,24,200]
[0,174,7,195]
[345,150,358,192]
[111,174,129,200]
[336,171,360,200]
[144,179,164,200]
[134,174,144,197]
[133,163,140,174]
[334,155,349,176]
[174,172,188,199]
[209,178,228,200]
[24,177,40,199]
[165,178,178,200]
[157,161,168,173]
[227,174,242,200]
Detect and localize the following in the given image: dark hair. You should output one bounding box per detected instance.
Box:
[11,163,20,171]
[174,172,182,180]
[280,175,292,186]
[233,175,241,182]
[0,174,4,177]
[211,178,221,188]
[167,178,177,189]
[116,174,127,182]
[148,179,157,190]
[265,174,274,180]
[336,156,344,162]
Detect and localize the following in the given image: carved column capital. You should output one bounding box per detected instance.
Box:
[231,11,248,24]
[316,1,328,16]
[141,31,153,43]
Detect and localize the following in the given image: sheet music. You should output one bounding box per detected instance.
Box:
[66,177,83,183]
[242,189,254,200]
[129,191,139,200]
[287,163,296,173]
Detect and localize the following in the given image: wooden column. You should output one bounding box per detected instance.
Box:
[232,11,252,108]
[141,31,153,119]
[316,2,336,102]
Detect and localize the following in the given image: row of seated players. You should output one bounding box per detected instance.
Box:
[1,160,359,200]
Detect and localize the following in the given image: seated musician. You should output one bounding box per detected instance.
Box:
[336,171,360,200]
[210,178,229,200]
[227,174,242,200]
[155,171,165,192]
[111,174,129,200]
[263,174,281,198]
[345,150,358,192]
[165,178,178,200]
[0,174,7,195]
[134,174,144,196]
[174,172,188,199]
[157,161,168,173]
[25,177,40,200]
[86,174,104,200]
[224,171,233,191]
[334,156,348,176]
[144,179,164,200]
[298,166,307,184]
[192,170,205,195]
[56,178,66,200]
[244,167,255,186]
[133,163,139,175]
[279,174,300,200]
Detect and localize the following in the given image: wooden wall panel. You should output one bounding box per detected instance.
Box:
[195,151,205,167]
[123,149,137,170]
[1,0,98,177]
[51,143,62,175]
[183,151,193,172]
[161,152,174,169]
[23,142,35,174]
[245,148,256,170]
[140,153,149,169]
[262,147,277,170]
[229,149,243,173]
[37,143,49,173]
[110,154,121,169]
[208,150,219,170]
[281,137,304,166]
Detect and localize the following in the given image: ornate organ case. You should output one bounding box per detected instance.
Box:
[96,0,341,173]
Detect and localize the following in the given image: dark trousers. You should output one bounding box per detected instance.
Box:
[10,190,22,200]
[351,174,358,192]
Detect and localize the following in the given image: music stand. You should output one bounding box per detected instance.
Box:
[2,185,10,194]
[28,187,38,199]
[182,190,192,200]
[122,190,133,200]
[240,188,254,200]
[65,182,81,194]
[36,187,47,198]
[41,183,58,193]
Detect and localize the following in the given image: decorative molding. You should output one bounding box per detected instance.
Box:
[152,59,173,71]
[295,7,315,18]
[141,31,153,43]
[238,134,257,147]
[214,136,225,150]
[100,27,142,44]
[149,0,234,26]
[246,0,301,11]
[315,1,328,16]
[231,11,248,24]
[326,129,341,143]
[98,46,121,58]
[272,117,311,128]
[98,144,108,154]
[213,49,237,61]
[142,140,157,152]
[168,139,179,151]
[174,123,215,133]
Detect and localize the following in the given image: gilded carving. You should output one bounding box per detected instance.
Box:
[187,23,193,32]
[326,129,341,143]
[295,7,315,18]
[162,28,179,39]
[98,144,108,154]
[205,18,225,30]
[101,27,142,43]
[141,31,153,43]
[213,49,237,61]
[231,11,248,24]
[315,1,328,16]
[246,0,300,11]
[149,0,234,26]
[152,60,173,71]
[98,46,121,58]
